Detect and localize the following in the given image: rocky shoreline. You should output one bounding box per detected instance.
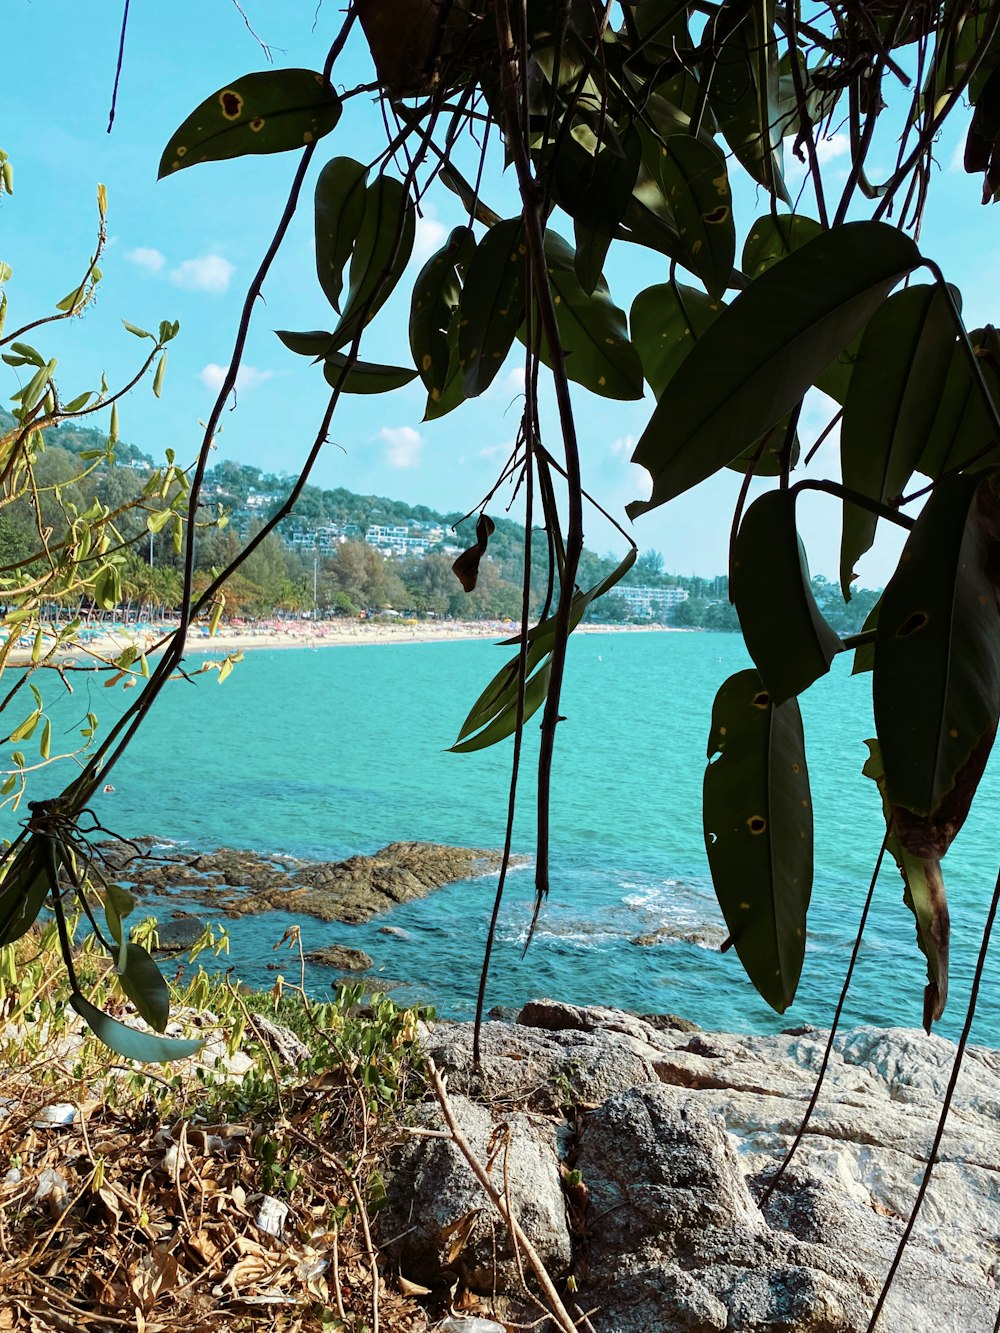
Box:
[381,999,1000,1332]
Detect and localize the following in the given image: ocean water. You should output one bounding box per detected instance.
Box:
[13,632,1000,1044]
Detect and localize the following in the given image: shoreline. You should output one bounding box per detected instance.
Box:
[8,618,702,663]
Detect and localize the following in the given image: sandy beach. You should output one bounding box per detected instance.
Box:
[6,617,690,666]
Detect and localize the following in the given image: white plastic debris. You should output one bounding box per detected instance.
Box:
[256,1194,289,1237]
[4,1167,21,1185]
[33,1168,69,1216]
[33,1102,77,1128]
[437,1319,507,1333]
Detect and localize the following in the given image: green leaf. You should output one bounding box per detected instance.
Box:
[39,717,51,761]
[329,175,415,351]
[703,668,813,1012]
[321,355,417,394]
[158,69,341,177]
[315,157,369,313]
[453,548,636,750]
[0,848,49,947]
[709,0,790,202]
[123,321,153,339]
[8,711,40,743]
[70,992,203,1063]
[840,284,957,598]
[459,218,527,398]
[152,352,168,398]
[874,474,1000,818]
[550,128,642,295]
[274,328,335,359]
[741,212,822,278]
[409,226,475,413]
[862,739,949,1031]
[424,310,465,422]
[917,326,1000,480]
[627,222,920,517]
[116,942,170,1033]
[103,883,136,946]
[531,232,644,401]
[731,490,842,704]
[92,564,122,611]
[657,135,735,300]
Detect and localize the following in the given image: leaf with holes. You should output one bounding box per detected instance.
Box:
[703,668,813,1013]
[531,232,644,400]
[874,474,1000,818]
[459,218,527,398]
[315,157,369,313]
[731,490,842,703]
[329,175,415,351]
[917,326,1000,479]
[840,284,958,598]
[863,739,950,1031]
[657,135,734,300]
[71,992,203,1063]
[627,222,920,517]
[158,69,341,177]
[410,226,475,415]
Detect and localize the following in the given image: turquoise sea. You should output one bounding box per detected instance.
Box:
[13,632,1000,1044]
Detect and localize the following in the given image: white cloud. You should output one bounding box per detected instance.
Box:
[610,434,636,458]
[170,254,235,294]
[380,425,423,469]
[199,363,273,393]
[126,246,166,274]
[504,367,527,393]
[414,214,448,262]
[815,133,850,164]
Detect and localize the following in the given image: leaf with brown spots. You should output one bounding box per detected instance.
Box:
[451,514,495,593]
[703,668,813,1013]
[657,134,735,301]
[158,69,341,178]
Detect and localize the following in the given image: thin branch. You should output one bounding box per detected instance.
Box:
[107,0,132,133]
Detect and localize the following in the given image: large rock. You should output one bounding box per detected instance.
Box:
[304,944,373,971]
[383,1000,1000,1332]
[95,839,527,924]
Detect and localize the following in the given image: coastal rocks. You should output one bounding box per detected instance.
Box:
[97,839,526,926]
[151,914,206,953]
[384,1000,1000,1331]
[630,921,728,949]
[304,944,373,971]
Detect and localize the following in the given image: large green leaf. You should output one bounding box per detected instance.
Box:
[459,218,527,398]
[532,233,644,401]
[629,282,794,476]
[840,285,958,598]
[115,941,170,1033]
[917,326,1000,480]
[409,226,475,415]
[70,992,203,1064]
[731,490,842,703]
[703,668,813,1012]
[329,175,415,352]
[657,135,735,300]
[158,69,341,178]
[315,157,368,313]
[874,474,1000,818]
[627,222,920,517]
[863,739,949,1031]
[709,1,789,202]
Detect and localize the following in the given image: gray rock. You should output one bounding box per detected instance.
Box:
[386,1001,1000,1332]
[304,944,373,971]
[245,1012,311,1066]
[381,1094,571,1293]
[631,922,728,949]
[151,915,205,952]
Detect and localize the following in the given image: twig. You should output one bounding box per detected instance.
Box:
[107,0,132,132]
[426,1056,578,1333]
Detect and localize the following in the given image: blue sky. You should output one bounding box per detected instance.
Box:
[3,1,996,582]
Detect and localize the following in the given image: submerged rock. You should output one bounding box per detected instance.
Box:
[382,999,1000,1332]
[631,921,728,949]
